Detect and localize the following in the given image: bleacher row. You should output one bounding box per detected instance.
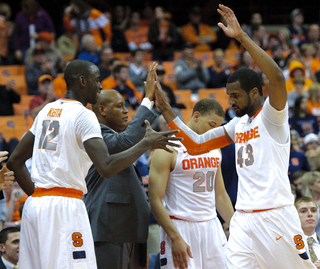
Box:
[0,49,239,141]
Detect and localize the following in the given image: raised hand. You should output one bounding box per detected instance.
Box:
[217,4,242,39]
[0,151,9,163]
[143,120,181,153]
[172,236,193,269]
[144,62,158,101]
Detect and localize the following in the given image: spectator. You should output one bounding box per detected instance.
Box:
[288,8,308,46]
[295,197,320,266]
[124,11,152,52]
[288,75,308,112]
[97,45,113,81]
[128,49,148,93]
[272,44,286,70]
[292,170,307,199]
[0,81,20,116]
[25,47,52,95]
[174,42,209,93]
[100,57,122,89]
[307,82,320,119]
[53,61,69,97]
[300,24,320,48]
[289,96,319,138]
[305,149,320,172]
[286,60,314,93]
[242,12,262,38]
[304,133,320,152]
[0,227,20,268]
[12,0,55,63]
[301,172,320,201]
[156,67,186,109]
[237,50,262,77]
[251,24,268,50]
[29,74,56,118]
[265,34,280,56]
[301,44,320,80]
[0,4,9,66]
[140,5,153,27]
[282,51,304,81]
[111,5,130,52]
[77,34,100,65]
[148,6,180,62]
[56,29,78,58]
[289,130,310,181]
[24,31,63,74]
[113,64,140,110]
[207,48,232,88]
[215,14,240,50]
[63,0,112,49]
[277,28,294,56]
[181,6,217,51]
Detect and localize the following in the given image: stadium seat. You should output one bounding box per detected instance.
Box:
[13,95,35,115]
[198,88,230,111]
[0,115,34,140]
[173,51,214,67]
[224,48,241,67]
[113,52,132,63]
[0,65,26,77]
[179,108,193,124]
[174,89,193,109]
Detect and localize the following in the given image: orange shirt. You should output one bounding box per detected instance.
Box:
[101,76,143,101]
[307,99,320,116]
[63,9,112,46]
[7,193,28,222]
[285,78,313,93]
[124,26,149,46]
[53,75,67,97]
[181,23,217,51]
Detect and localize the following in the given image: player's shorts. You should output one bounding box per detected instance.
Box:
[19,188,97,269]
[160,216,227,269]
[227,205,316,269]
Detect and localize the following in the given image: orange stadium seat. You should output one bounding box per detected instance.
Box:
[0,115,34,140]
[0,126,30,141]
[179,108,193,124]
[113,52,132,63]
[0,65,26,77]
[174,51,214,67]
[162,61,177,91]
[13,95,35,115]
[198,88,230,111]
[174,89,193,109]
[224,48,241,67]
[0,75,27,95]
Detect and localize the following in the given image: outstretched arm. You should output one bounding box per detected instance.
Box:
[217,4,286,110]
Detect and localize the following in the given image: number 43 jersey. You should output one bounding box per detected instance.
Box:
[29,99,102,194]
[224,98,294,211]
[164,140,221,222]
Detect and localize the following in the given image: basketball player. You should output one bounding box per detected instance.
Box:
[153,5,316,269]
[149,98,234,269]
[6,60,181,269]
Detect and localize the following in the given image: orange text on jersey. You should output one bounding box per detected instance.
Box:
[47,108,63,118]
[182,157,220,170]
[235,126,260,144]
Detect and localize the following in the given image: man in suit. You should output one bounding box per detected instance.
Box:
[84,65,157,269]
[0,227,20,268]
[295,197,320,268]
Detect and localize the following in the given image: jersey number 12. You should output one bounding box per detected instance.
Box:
[38,120,60,151]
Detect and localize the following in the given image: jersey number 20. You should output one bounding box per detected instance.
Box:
[38,120,60,151]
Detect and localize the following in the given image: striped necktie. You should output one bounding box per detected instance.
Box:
[307,237,318,263]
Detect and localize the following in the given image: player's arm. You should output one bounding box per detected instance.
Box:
[217,4,286,110]
[149,148,193,269]
[6,131,35,195]
[215,155,234,226]
[154,78,233,155]
[84,121,182,179]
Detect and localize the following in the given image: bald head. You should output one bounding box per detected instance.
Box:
[93,89,129,131]
[64,59,96,90]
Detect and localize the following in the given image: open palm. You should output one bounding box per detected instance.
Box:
[217,4,242,38]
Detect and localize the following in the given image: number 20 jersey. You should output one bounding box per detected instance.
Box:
[164,140,221,222]
[29,99,102,194]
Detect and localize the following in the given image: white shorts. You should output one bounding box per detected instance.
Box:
[227,205,316,269]
[160,217,227,269]
[19,195,97,269]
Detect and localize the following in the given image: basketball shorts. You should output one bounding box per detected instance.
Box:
[19,194,97,269]
[227,205,316,269]
[159,217,227,269]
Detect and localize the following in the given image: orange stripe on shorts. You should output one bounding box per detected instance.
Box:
[32,187,83,199]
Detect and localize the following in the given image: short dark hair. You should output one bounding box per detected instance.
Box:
[192,98,225,118]
[113,64,128,74]
[131,48,144,57]
[64,59,95,89]
[292,170,306,182]
[227,68,263,96]
[0,227,20,244]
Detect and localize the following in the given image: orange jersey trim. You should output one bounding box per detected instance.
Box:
[170,216,206,222]
[238,208,274,213]
[32,187,83,199]
[167,121,229,155]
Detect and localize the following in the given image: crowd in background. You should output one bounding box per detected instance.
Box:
[0,0,320,267]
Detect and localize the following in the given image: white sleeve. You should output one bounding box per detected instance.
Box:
[222,117,240,142]
[261,97,289,144]
[75,109,102,143]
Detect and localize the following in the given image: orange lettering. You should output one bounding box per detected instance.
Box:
[204,157,211,168]
[182,159,190,170]
[190,158,198,169]
[198,158,204,168]
[254,126,260,138]
[72,232,83,247]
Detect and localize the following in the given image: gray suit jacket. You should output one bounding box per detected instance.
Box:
[83,105,156,243]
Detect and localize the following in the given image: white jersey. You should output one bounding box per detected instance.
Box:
[164,140,221,222]
[29,99,102,194]
[224,98,293,210]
